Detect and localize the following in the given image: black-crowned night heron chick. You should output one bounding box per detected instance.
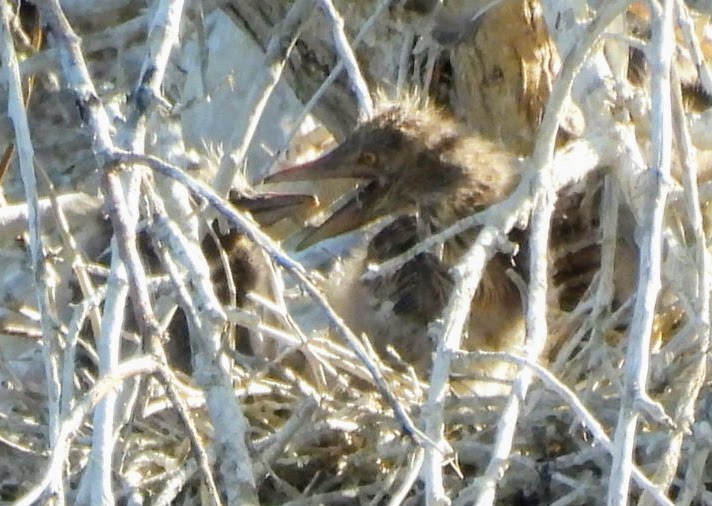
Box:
[265,101,525,378]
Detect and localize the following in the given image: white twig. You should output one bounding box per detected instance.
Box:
[62,288,106,417]
[122,0,185,135]
[423,185,530,505]
[152,460,198,506]
[0,2,63,500]
[317,0,374,119]
[595,177,620,320]
[453,350,673,505]
[396,28,415,92]
[468,2,633,505]
[675,0,712,98]
[254,395,320,479]
[675,421,712,506]
[28,17,121,496]
[387,446,425,506]
[635,51,712,506]
[30,2,235,504]
[13,356,164,506]
[92,0,188,501]
[0,13,149,85]
[269,0,392,175]
[419,101,613,506]
[608,0,675,503]
[212,0,316,193]
[0,192,100,236]
[37,170,104,341]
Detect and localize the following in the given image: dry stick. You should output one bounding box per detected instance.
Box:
[0,192,101,235]
[155,368,224,506]
[226,306,407,387]
[62,287,107,417]
[117,149,441,452]
[636,62,712,506]
[452,351,673,505]
[608,0,676,503]
[141,178,222,325]
[112,0,230,502]
[416,135,607,504]
[30,2,224,505]
[13,355,164,506]
[104,177,222,505]
[0,4,65,502]
[29,1,137,501]
[104,165,225,503]
[421,4,632,504]
[316,0,374,120]
[212,0,316,194]
[545,174,620,385]
[421,45,439,95]
[465,3,637,506]
[121,0,184,135]
[674,0,712,346]
[387,447,425,506]
[248,261,332,390]
[590,176,620,339]
[37,169,103,343]
[152,461,199,506]
[254,395,320,480]
[0,1,234,87]
[548,482,591,506]
[666,55,712,501]
[268,0,392,175]
[396,28,415,93]
[280,484,385,506]
[0,3,41,204]
[91,0,192,503]
[143,186,212,340]
[14,356,209,506]
[205,221,239,306]
[140,179,259,506]
[675,422,712,506]
[1,12,148,84]
[422,187,531,505]
[675,0,712,98]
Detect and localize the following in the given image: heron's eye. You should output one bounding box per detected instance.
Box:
[359,151,378,166]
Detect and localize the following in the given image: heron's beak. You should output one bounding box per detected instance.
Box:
[263,147,376,184]
[263,149,388,250]
[296,181,385,250]
[230,191,317,227]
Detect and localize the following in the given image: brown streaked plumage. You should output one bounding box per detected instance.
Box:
[265,102,525,377]
[440,0,565,154]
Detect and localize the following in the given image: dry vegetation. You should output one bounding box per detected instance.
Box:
[0,0,711,505]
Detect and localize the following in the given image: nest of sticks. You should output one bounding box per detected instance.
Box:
[1,1,711,505]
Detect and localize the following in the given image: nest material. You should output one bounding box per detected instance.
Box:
[1,1,711,505]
